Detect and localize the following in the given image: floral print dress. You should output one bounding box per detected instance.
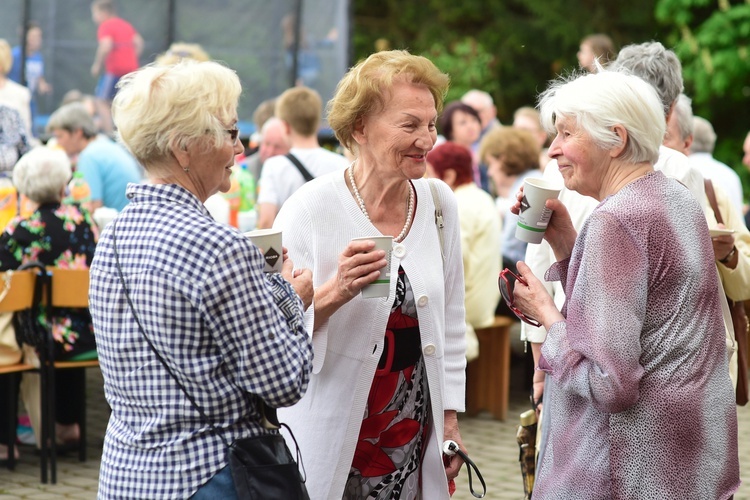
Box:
[344,267,431,499]
[0,202,97,360]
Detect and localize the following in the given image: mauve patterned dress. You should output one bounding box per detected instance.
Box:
[536,171,740,499]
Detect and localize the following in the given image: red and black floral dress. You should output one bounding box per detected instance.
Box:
[344,267,431,499]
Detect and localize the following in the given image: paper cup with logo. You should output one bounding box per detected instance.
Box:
[352,236,393,299]
[245,229,283,273]
[516,178,562,244]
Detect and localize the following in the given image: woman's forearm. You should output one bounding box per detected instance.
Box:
[312,278,349,331]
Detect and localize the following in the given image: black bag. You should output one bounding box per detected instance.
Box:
[229,431,310,499]
[12,261,51,350]
[112,221,310,498]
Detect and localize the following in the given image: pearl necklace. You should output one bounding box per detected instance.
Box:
[348,163,414,243]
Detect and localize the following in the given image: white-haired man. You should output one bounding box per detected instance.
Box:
[462,89,502,192]
[689,116,744,215]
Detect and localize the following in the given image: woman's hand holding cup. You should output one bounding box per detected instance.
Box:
[335,239,389,302]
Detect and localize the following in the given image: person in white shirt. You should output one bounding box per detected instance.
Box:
[689,115,744,215]
[256,86,348,228]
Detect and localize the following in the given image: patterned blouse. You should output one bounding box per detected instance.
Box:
[535,172,740,499]
[0,104,30,172]
[345,267,430,499]
[0,202,98,360]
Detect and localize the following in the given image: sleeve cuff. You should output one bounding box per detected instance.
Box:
[267,273,304,332]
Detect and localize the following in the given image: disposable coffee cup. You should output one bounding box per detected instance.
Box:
[516,178,562,244]
[245,228,283,273]
[92,207,118,229]
[352,236,392,299]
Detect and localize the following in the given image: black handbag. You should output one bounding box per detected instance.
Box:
[112,221,310,499]
[229,429,309,499]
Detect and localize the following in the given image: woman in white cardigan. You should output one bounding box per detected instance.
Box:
[274,50,468,499]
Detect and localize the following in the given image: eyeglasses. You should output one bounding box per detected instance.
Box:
[498,268,542,327]
[226,127,240,145]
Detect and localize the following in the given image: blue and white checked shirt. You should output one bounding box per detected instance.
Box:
[90,183,312,499]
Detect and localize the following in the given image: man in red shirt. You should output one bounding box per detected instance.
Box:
[90,0,143,134]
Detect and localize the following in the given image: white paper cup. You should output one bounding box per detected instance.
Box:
[245,228,283,273]
[92,207,118,229]
[516,178,562,244]
[352,236,393,299]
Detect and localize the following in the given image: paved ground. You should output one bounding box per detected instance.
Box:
[1,359,748,499]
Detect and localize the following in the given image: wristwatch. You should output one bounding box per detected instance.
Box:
[719,246,737,264]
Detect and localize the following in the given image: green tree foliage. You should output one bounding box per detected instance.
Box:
[655,0,750,173]
[353,0,663,120]
[353,0,749,184]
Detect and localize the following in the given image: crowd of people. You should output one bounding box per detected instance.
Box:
[0,3,747,497]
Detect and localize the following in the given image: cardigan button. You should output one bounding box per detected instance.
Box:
[423,344,436,356]
[417,295,428,307]
[393,244,406,258]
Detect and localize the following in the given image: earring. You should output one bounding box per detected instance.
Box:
[183,167,189,173]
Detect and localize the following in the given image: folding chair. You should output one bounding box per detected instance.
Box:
[0,269,37,471]
[15,264,98,483]
[47,267,99,466]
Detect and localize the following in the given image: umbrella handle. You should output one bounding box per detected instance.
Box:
[443,440,487,498]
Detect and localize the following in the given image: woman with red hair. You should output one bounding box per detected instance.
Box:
[426,142,501,362]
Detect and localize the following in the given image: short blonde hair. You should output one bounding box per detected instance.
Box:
[275,87,322,137]
[111,60,241,171]
[155,42,210,66]
[0,39,12,75]
[479,126,540,176]
[13,147,72,204]
[327,50,450,151]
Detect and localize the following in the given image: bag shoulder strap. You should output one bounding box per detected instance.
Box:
[111,220,232,448]
[703,181,739,347]
[705,179,724,225]
[428,179,445,262]
[286,153,315,183]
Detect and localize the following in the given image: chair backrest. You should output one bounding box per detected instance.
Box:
[0,269,37,313]
[47,267,89,308]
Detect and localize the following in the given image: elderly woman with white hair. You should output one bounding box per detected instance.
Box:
[0,146,98,460]
[507,70,740,499]
[88,60,314,499]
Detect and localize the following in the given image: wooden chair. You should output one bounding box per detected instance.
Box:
[10,265,98,483]
[0,269,37,471]
[466,316,514,421]
[39,267,99,483]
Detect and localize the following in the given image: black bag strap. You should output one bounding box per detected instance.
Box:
[286,153,314,183]
[111,220,307,480]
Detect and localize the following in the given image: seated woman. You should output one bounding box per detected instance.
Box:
[0,146,98,459]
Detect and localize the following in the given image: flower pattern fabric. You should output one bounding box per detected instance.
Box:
[0,202,97,360]
[345,267,431,499]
